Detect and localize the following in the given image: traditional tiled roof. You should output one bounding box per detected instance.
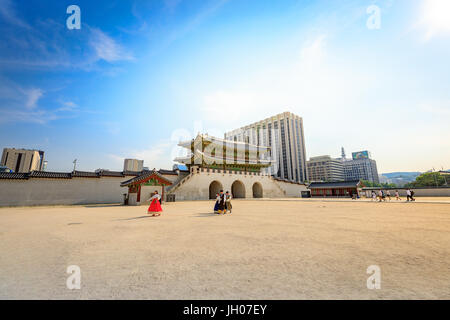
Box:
[0,172,29,179]
[158,169,178,175]
[72,171,100,178]
[99,170,125,177]
[272,177,307,185]
[122,170,144,176]
[121,170,173,187]
[29,171,72,179]
[308,180,362,189]
[0,170,144,180]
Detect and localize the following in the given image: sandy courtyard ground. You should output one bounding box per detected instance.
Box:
[0,199,449,299]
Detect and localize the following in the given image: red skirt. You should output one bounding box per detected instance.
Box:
[148,198,162,213]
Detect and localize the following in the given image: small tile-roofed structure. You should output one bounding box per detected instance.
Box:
[121,170,173,205]
[308,180,363,197]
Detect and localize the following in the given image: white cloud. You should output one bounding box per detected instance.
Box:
[24,88,43,109]
[418,0,450,40]
[89,28,134,63]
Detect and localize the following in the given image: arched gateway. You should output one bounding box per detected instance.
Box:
[231,180,246,198]
[252,182,263,198]
[209,180,223,199]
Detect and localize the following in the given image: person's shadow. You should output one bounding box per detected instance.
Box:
[115,215,152,221]
[191,212,220,218]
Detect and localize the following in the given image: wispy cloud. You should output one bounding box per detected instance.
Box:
[0,7,134,71]
[56,100,78,112]
[0,79,77,124]
[0,0,30,29]
[164,0,183,12]
[89,28,134,63]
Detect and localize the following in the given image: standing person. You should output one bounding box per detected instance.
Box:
[378,190,383,202]
[225,191,232,214]
[372,191,377,201]
[148,190,162,217]
[217,190,226,214]
[395,190,401,201]
[213,193,220,214]
[406,189,412,201]
[386,190,391,201]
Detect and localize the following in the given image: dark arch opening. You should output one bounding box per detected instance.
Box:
[252,182,263,198]
[231,180,246,198]
[209,180,223,199]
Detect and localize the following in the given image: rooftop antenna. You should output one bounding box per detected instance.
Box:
[341,147,346,160]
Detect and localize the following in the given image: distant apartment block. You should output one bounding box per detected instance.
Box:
[1,148,45,173]
[307,149,380,184]
[225,112,308,183]
[123,159,144,172]
[307,155,345,182]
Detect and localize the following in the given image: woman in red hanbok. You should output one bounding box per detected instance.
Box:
[148,191,162,216]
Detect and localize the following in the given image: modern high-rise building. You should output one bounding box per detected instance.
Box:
[123,159,144,172]
[224,112,308,182]
[343,150,379,184]
[307,155,345,182]
[307,149,380,184]
[1,148,45,173]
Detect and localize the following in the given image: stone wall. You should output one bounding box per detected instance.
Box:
[0,176,131,207]
[168,167,307,201]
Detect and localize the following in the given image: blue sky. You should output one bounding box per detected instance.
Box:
[0,0,449,173]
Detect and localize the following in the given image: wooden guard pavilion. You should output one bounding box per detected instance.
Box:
[121,170,172,205]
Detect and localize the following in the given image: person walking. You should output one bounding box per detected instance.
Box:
[406,189,412,201]
[217,190,226,214]
[225,191,232,214]
[213,193,220,214]
[147,190,162,217]
[395,190,401,201]
[386,190,391,201]
[372,191,377,201]
[410,189,416,201]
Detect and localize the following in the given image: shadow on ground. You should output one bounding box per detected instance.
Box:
[191,212,223,218]
[84,204,122,208]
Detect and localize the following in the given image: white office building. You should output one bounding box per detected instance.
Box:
[224,112,308,183]
[123,159,144,172]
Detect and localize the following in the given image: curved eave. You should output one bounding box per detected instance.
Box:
[177,135,271,152]
[198,151,274,165]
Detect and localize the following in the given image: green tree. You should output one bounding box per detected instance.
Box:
[361,180,397,188]
[406,172,446,187]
